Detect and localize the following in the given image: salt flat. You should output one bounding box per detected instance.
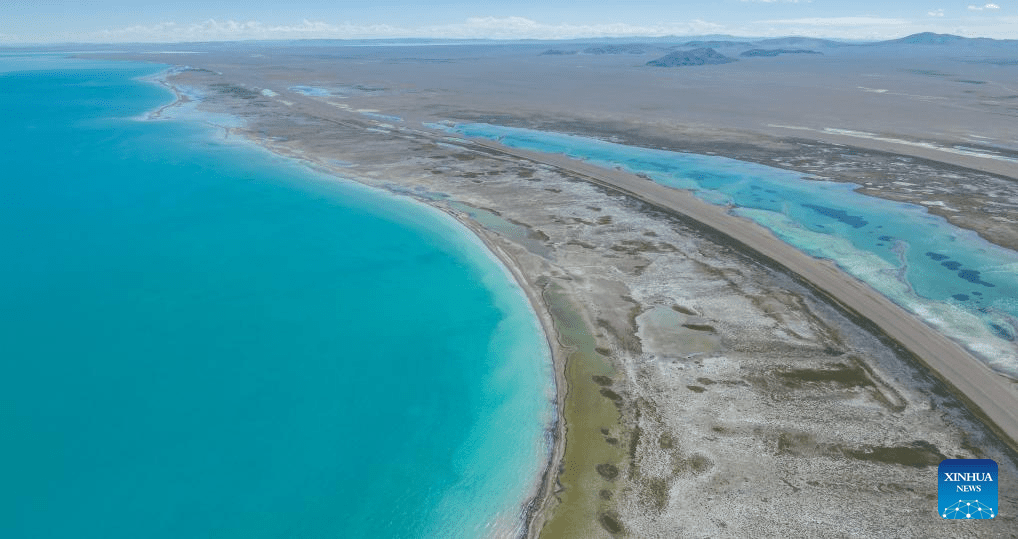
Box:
[83,37,1018,537]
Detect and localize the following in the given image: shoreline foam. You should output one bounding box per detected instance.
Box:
[148,71,561,539]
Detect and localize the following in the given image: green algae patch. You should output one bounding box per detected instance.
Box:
[644,477,670,512]
[539,285,626,539]
[674,453,714,475]
[598,511,625,535]
[775,363,871,388]
[845,442,946,467]
[596,463,620,480]
[778,432,945,467]
[658,433,676,450]
[600,388,624,402]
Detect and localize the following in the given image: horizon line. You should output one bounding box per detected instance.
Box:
[2,31,1013,48]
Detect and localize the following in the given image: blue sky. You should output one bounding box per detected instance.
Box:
[2,0,1014,43]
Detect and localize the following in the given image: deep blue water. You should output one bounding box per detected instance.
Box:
[442,123,1018,375]
[0,57,552,538]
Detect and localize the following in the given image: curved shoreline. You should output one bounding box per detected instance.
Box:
[145,66,1018,535]
[143,71,560,538]
[406,121,1018,533]
[441,214,566,538]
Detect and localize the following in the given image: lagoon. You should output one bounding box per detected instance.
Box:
[446,123,1018,376]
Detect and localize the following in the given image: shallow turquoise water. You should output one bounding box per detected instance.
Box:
[444,123,1018,375]
[0,57,552,538]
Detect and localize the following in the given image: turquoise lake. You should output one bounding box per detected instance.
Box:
[0,56,553,538]
[442,123,1018,376]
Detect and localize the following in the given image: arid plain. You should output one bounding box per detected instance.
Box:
[92,37,1018,537]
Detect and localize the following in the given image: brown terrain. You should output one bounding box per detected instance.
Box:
[89,38,1018,537]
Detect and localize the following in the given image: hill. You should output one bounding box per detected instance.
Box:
[754,37,846,48]
[647,48,737,67]
[675,40,753,49]
[583,44,649,55]
[876,32,1017,46]
[740,48,822,57]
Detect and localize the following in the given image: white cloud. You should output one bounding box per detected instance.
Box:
[4,12,1016,44]
[95,19,402,42]
[757,16,909,26]
[425,17,724,39]
[968,3,1001,9]
[64,17,730,43]
[746,17,924,40]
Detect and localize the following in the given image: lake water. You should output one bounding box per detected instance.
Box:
[0,56,553,538]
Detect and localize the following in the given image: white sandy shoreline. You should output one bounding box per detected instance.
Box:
[144,65,1018,536]
[444,214,565,538]
[147,72,562,539]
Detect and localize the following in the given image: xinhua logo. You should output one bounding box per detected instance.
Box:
[938,459,998,519]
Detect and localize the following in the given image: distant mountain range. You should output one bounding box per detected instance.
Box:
[646,48,737,67]
[740,49,822,57]
[871,32,1017,46]
[535,32,1016,65]
[534,32,1015,51]
[583,44,648,55]
[674,40,754,49]
[6,31,1016,50]
[758,37,847,48]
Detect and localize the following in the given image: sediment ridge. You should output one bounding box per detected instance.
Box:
[137,58,1018,537]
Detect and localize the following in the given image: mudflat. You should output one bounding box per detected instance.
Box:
[470,136,1018,445]
[87,39,1018,537]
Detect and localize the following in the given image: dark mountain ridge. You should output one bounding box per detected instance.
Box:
[873,32,1018,46]
[646,47,737,67]
[740,48,822,57]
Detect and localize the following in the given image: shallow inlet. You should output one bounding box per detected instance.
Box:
[444,123,1018,377]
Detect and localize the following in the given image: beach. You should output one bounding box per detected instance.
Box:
[87,42,1018,536]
